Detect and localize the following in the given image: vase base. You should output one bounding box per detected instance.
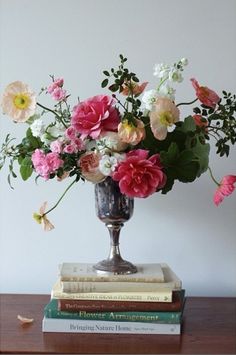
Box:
[93,258,137,275]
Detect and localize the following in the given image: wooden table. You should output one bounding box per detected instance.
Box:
[0,294,235,354]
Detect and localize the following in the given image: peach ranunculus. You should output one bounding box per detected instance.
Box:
[79,151,105,183]
[118,119,146,145]
[72,95,120,140]
[1,81,37,122]
[149,97,180,140]
[213,175,236,206]
[112,149,166,198]
[191,78,220,109]
[122,81,148,97]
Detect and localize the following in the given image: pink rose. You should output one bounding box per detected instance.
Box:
[65,126,77,140]
[32,149,63,180]
[72,95,120,139]
[79,151,105,183]
[191,78,220,108]
[112,149,166,198]
[213,175,236,206]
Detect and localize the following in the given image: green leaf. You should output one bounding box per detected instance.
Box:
[20,156,33,181]
[103,71,110,77]
[191,139,210,176]
[101,79,108,88]
[160,142,179,166]
[177,116,196,133]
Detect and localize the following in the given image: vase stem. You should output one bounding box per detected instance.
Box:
[107,222,123,260]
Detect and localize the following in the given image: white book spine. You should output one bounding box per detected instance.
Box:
[62,280,181,293]
[42,317,181,335]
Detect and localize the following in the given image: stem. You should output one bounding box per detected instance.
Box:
[157,76,168,91]
[36,102,67,128]
[176,98,198,107]
[208,167,220,186]
[43,178,77,217]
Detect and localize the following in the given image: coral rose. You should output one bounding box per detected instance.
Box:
[112,149,166,198]
[79,151,105,183]
[191,78,220,108]
[72,95,119,139]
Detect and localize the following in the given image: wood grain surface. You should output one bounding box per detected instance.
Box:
[0,294,235,354]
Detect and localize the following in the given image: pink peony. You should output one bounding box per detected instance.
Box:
[112,149,166,198]
[79,151,105,183]
[31,149,63,180]
[191,78,220,108]
[71,95,120,139]
[213,175,236,206]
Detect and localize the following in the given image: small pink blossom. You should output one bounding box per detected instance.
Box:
[79,151,105,183]
[122,81,148,97]
[50,140,62,153]
[31,149,63,180]
[72,95,120,139]
[112,149,166,198]
[63,144,77,154]
[47,78,64,94]
[213,175,236,206]
[192,114,208,129]
[191,78,220,108]
[51,87,66,101]
[65,126,77,140]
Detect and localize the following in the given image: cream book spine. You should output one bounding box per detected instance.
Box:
[42,317,181,334]
[61,279,181,293]
[59,263,165,283]
[51,281,172,303]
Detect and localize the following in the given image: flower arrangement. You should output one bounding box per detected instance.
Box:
[1,55,236,230]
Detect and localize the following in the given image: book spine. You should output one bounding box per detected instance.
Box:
[42,317,181,334]
[44,308,181,324]
[52,290,172,303]
[61,276,165,283]
[58,299,181,312]
[61,280,180,293]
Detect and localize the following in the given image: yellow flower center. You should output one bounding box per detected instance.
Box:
[13,94,30,110]
[159,111,175,126]
[122,119,134,131]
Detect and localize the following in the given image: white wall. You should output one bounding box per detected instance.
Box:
[0,0,235,296]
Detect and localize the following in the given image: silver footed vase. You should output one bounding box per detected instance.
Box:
[93,177,137,275]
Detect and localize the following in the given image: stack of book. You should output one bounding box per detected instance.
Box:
[42,263,185,335]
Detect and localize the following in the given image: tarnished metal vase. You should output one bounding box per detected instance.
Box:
[93,177,137,275]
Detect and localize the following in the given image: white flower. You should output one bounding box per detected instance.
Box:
[97,131,128,154]
[153,63,170,78]
[180,58,188,66]
[1,81,37,122]
[30,118,45,138]
[141,89,158,111]
[168,69,183,83]
[99,153,125,176]
[158,84,176,101]
[48,122,65,138]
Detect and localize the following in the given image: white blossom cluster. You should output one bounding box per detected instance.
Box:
[142,58,188,111]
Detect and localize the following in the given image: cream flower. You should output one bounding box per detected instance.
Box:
[118,119,146,145]
[150,97,180,140]
[33,202,54,231]
[1,81,37,122]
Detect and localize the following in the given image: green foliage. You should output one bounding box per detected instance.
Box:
[20,156,33,180]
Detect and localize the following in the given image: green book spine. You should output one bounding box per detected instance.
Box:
[44,299,182,324]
